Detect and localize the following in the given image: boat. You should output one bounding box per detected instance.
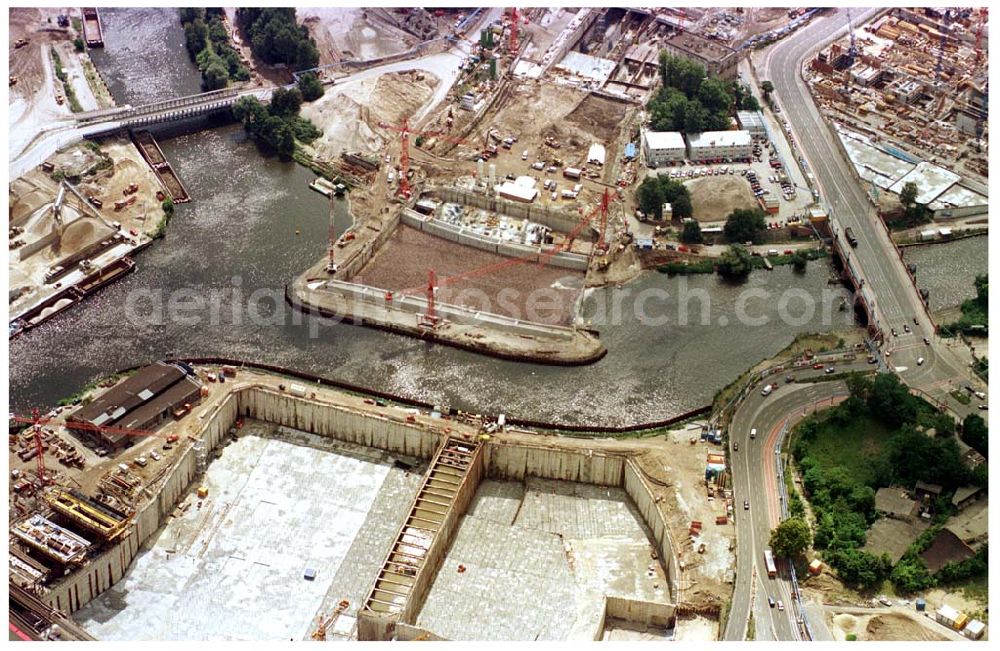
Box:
[308,177,338,197]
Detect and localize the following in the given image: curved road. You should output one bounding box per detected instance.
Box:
[763,8,984,412]
[724,363,866,641]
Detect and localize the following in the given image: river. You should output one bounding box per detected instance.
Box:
[902,236,988,312]
[8,9,858,426]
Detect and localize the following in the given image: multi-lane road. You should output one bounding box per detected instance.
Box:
[723,361,868,641]
[763,8,984,412]
[724,9,987,640]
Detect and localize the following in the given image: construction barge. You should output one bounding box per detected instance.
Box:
[9,257,136,340]
[131,131,191,204]
[80,8,104,48]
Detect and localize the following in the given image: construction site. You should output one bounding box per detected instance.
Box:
[7,135,179,339]
[9,362,737,640]
[805,8,989,217]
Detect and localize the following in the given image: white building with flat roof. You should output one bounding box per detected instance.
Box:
[643,130,686,167]
[736,111,766,138]
[686,130,752,162]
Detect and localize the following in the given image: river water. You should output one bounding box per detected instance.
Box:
[10,9,868,425]
[902,236,988,312]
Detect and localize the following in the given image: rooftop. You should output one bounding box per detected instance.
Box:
[644,131,685,151]
[665,31,737,64]
[687,130,751,149]
[874,487,917,518]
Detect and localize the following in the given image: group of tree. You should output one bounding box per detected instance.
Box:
[961,413,988,457]
[647,53,757,133]
[723,207,767,244]
[788,372,987,590]
[179,9,249,91]
[297,72,324,102]
[231,87,320,156]
[942,274,988,337]
[769,517,812,558]
[635,175,693,221]
[236,8,319,71]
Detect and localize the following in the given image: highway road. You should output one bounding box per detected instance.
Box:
[723,359,870,641]
[762,8,985,414]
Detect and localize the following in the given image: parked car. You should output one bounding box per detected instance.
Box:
[744,499,750,510]
[777,600,785,611]
[825,366,835,374]
[812,363,824,370]
[768,597,776,608]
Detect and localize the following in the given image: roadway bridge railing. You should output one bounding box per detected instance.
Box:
[76,87,243,124]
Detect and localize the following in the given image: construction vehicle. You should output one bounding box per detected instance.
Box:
[123,183,139,196]
[15,38,29,49]
[312,599,350,640]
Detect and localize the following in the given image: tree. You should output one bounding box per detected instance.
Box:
[698,77,732,113]
[681,221,703,244]
[770,518,812,558]
[634,176,693,221]
[269,87,302,119]
[232,96,268,133]
[723,208,767,244]
[790,250,808,272]
[717,244,753,279]
[297,72,324,102]
[891,555,935,593]
[683,99,708,133]
[184,19,209,58]
[829,549,892,589]
[899,181,919,208]
[179,8,206,24]
[961,414,988,457]
[761,80,774,96]
[867,373,918,428]
[73,37,85,52]
[161,197,174,216]
[202,60,230,90]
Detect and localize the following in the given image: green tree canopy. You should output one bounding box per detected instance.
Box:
[717,244,753,278]
[635,175,693,220]
[297,72,324,102]
[269,87,303,119]
[769,518,812,558]
[961,414,988,457]
[723,207,767,244]
[681,220,703,244]
[761,80,774,96]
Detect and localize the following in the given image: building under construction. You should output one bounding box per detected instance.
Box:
[807,7,989,186]
[9,364,693,641]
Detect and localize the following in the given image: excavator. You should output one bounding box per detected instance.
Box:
[311,599,350,641]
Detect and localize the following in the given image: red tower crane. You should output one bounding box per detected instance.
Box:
[975,8,988,63]
[508,7,520,53]
[30,409,46,488]
[379,119,471,200]
[597,188,612,252]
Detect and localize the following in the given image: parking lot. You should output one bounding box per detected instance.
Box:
[650,137,815,226]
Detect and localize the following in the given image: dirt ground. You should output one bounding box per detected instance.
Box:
[354,225,585,326]
[300,71,439,162]
[828,610,950,641]
[299,8,418,64]
[633,421,736,612]
[685,176,758,223]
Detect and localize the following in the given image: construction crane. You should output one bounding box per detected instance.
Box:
[419,268,440,329]
[845,9,858,64]
[379,119,471,200]
[11,414,179,443]
[508,7,519,53]
[312,599,349,641]
[974,8,987,63]
[596,188,612,252]
[29,409,47,489]
[933,10,951,117]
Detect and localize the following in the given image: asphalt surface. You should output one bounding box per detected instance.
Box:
[724,361,868,641]
[762,8,985,414]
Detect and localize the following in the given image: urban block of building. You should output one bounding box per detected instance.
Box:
[642,131,686,166]
[686,130,752,162]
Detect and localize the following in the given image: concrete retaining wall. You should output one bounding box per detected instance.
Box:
[624,460,679,601]
[18,231,59,261]
[338,211,401,282]
[605,595,676,629]
[46,381,678,630]
[426,187,593,238]
[401,209,589,271]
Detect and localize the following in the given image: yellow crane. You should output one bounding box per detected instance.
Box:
[312,599,350,641]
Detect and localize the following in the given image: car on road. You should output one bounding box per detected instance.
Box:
[777,600,785,611]
[891,328,897,337]
[785,374,794,383]
[868,355,877,364]
[924,337,930,345]
[917,357,925,366]
[877,596,892,606]
[825,366,835,374]
[761,384,773,396]
[750,428,757,439]
[812,363,824,370]
[975,391,986,400]
[744,499,750,510]
[979,404,988,410]
[768,597,776,608]
[733,441,739,451]
[904,324,911,333]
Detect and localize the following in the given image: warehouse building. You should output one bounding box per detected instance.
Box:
[67,361,203,449]
[661,31,739,79]
[685,130,752,162]
[736,111,766,138]
[643,131,686,167]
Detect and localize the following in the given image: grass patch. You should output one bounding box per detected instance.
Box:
[50,48,83,112]
[960,573,989,609]
[794,412,891,487]
[950,390,971,406]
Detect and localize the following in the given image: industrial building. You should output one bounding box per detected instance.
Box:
[661,31,739,79]
[642,130,686,167]
[735,111,766,138]
[685,130,752,162]
[66,361,203,449]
